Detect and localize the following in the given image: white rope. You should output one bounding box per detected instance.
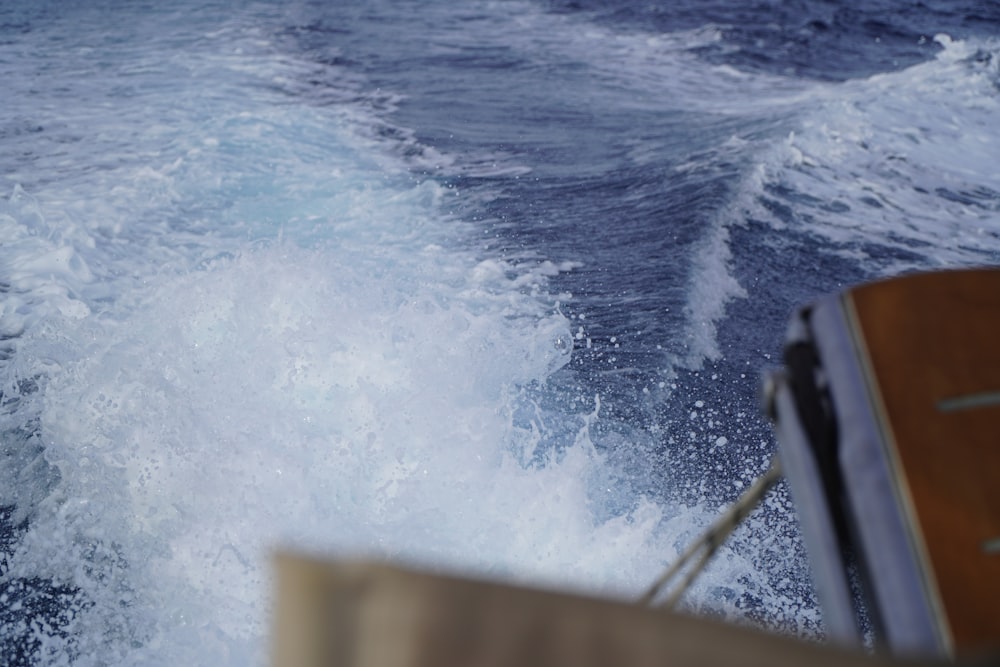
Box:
[639,456,783,609]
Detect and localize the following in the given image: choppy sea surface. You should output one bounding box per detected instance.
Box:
[2,0,998,663]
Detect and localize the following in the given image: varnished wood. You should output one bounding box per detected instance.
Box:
[847,268,1000,655]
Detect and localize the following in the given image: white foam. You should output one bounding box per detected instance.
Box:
[0,5,697,663]
[745,35,1000,270]
[4,239,698,663]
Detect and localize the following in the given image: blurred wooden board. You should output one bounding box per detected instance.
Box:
[272,554,940,667]
[847,268,1000,652]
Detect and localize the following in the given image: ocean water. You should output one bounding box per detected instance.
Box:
[1,0,998,663]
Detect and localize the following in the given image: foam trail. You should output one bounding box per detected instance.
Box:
[0,4,691,660]
[746,35,1000,270]
[3,235,702,663]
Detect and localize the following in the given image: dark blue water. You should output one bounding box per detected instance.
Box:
[2,0,998,663]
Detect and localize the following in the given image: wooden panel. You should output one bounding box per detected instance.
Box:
[272,554,940,667]
[847,268,1000,654]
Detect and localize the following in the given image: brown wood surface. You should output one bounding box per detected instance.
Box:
[847,268,1000,655]
[272,554,944,667]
